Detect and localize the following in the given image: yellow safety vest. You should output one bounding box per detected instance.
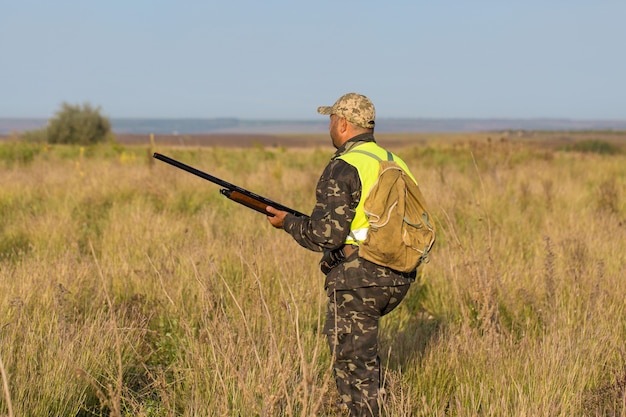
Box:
[337,142,417,245]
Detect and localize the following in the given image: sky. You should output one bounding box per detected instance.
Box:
[2,0,625,120]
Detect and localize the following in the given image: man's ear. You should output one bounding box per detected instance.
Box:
[339,117,349,133]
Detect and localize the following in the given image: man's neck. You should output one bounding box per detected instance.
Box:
[334,133,376,155]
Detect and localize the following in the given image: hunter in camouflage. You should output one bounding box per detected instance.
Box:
[267,93,415,417]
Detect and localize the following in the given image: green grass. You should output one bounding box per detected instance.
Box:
[560,139,623,155]
[1,136,625,416]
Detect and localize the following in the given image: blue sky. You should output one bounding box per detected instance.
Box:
[2,0,625,120]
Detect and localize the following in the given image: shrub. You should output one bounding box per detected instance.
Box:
[47,102,113,145]
[20,128,48,143]
[561,140,622,155]
[0,141,42,166]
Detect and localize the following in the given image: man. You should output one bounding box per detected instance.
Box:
[266,92,416,417]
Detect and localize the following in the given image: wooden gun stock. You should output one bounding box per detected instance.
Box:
[220,189,277,216]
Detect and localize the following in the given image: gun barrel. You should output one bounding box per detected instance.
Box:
[153,152,306,217]
[153,152,237,190]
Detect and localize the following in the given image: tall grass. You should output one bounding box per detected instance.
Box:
[0,136,625,416]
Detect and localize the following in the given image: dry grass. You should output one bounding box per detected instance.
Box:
[0,133,625,416]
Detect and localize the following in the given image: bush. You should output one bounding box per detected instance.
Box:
[20,128,48,143]
[561,140,622,155]
[0,141,42,166]
[47,102,113,145]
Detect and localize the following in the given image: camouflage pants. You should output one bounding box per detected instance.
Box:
[324,284,411,417]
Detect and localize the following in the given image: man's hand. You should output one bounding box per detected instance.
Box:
[266,206,288,229]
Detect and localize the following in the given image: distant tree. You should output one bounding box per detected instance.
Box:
[47,102,112,145]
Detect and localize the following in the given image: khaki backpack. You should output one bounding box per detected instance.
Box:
[350,150,436,272]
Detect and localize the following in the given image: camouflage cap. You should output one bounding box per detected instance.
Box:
[317,93,375,129]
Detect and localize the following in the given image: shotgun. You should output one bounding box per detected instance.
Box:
[153,152,306,217]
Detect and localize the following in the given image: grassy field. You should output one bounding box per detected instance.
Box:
[0,132,625,416]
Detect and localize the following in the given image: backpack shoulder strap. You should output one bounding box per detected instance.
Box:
[348,148,394,162]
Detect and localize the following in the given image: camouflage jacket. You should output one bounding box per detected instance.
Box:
[283,133,416,291]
